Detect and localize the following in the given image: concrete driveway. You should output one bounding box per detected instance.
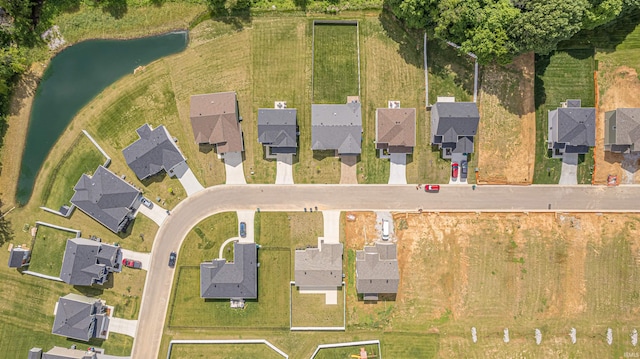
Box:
[275,153,294,184]
[120,249,150,270]
[560,153,578,185]
[449,153,468,184]
[236,210,255,243]
[223,152,247,185]
[136,202,168,226]
[375,211,394,241]
[339,155,358,184]
[388,153,407,184]
[177,168,204,196]
[321,211,341,244]
[109,317,138,337]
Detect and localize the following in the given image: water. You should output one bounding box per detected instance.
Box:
[16,31,188,204]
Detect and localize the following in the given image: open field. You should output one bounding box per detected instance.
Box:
[477,53,536,184]
[27,225,76,277]
[313,23,360,104]
[533,48,596,184]
[169,343,285,359]
[41,133,105,210]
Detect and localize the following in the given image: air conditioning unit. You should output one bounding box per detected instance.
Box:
[388,101,400,109]
[275,101,287,109]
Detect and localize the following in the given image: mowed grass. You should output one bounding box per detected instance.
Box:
[291,286,344,327]
[27,225,77,277]
[313,23,360,104]
[533,48,595,184]
[169,343,284,359]
[314,343,379,359]
[41,133,105,210]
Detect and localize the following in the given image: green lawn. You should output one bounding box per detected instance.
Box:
[313,23,360,104]
[315,343,379,359]
[169,343,284,359]
[27,225,77,277]
[41,133,105,210]
[291,286,345,327]
[533,48,596,184]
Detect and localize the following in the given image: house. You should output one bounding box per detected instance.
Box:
[200,243,258,303]
[547,99,596,157]
[430,101,480,159]
[8,245,30,268]
[70,165,141,233]
[29,346,98,359]
[311,97,362,155]
[60,238,122,286]
[257,107,298,155]
[190,91,244,154]
[295,242,343,290]
[355,242,399,301]
[375,105,416,154]
[122,124,187,180]
[52,293,109,342]
[604,108,640,153]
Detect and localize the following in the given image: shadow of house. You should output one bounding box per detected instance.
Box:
[122,124,187,181]
[190,91,244,154]
[605,108,640,154]
[294,242,343,290]
[257,107,298,157]
[431,101,480,159]
[71,166,141,234]
[200,243,258,307]
[311,97,362,157]
[60,238,122,286]
[355,242,399,302]
[52,293,109,342]
[547,99,596,158]
[376,106,416,154]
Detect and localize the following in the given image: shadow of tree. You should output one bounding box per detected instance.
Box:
[378,10,422,68]
[0,202,14,247]
[101,0,128,19]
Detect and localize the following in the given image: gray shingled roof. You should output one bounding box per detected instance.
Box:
[29,347,43,359]
[60,238,122,286]
[257,108,298,154]
[605,108,640,152]
[200,243,258,299]
[552,107,596,146]
[376,108,416,153]
[70,166,140,233]
[431,102,479,153]
[295,243,343,288]
[8,247,29,268]
[52,294,109,342]
[122,124,186,180]
[190,92,243,153]
[355,242,399,295]
[311,103,362,155]
[42,347,98,359]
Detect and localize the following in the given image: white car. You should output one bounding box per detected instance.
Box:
[141,197,153,209]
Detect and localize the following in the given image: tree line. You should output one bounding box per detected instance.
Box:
[386,0,640,64]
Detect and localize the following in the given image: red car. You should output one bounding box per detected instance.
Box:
[451,162,459,179]
[122,258,142,269]
[425,184,440,192]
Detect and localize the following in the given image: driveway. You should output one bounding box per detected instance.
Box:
[560,153,578,185]
[320,211,341,244]
[449,153,468,184]
[275,153,294,184]
[109,317,138,338]
[375,211,394,241]
[388,153,407,184]
[223,152,247,185]
[177,167,204,196]
[136,202,168,226]
[120,249,150,270]
[236,210,255,243]
[339,155,358,184]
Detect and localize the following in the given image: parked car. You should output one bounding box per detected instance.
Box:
[141,197,153,209]
[451,162,459,180]
[425,184,440,192]
[240,222,246,238]
[122,258,142,269]
[461,161,468,180]
[168,251,177,267]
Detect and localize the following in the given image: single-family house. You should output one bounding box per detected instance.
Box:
[604,108,640,153]
[311,97,362,155]
[257,107,298,155]
[295,242,343,290]
[52,293,109,342]
[190,91,244,154]
[375,105,416,154]
[8,245,30,268]
[122,124,187,180]
[200,243,258,303]
[547,99,596,157]
[60,237,122,286]
[70,166,141,234]
[355,242,399,301]
[29,346,98,359]
[431,101,480,159]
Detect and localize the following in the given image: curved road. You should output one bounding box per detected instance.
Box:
[132,184,640,359]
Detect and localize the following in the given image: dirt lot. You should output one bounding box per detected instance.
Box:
[477,53,536,184]
[594,63,640,184]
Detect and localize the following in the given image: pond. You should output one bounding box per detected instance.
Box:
[16,31,188,205]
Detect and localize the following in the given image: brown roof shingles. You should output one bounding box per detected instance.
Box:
[190,92,243,153]
[376,108,416,153]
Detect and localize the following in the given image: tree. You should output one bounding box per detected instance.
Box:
[0,200,14,247]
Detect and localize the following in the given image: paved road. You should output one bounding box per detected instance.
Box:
[132,184,640,359]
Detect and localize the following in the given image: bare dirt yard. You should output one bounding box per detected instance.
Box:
[477,53,536,184]
[594,63,640,184]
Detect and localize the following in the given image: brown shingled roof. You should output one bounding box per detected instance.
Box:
[376,108,416,153]
[190,92,243,153]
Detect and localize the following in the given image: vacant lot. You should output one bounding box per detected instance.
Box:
[533,49,596,184]
[27,225,77,277]
[313,23,360,104]
[169,343,284,359]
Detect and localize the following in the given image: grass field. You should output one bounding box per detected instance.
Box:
[169,343,285,359]
[314,343,379,358]
[27,225,77,277]
[291,286,345,328]
[533,48,596,184]
[313,23,360,104]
